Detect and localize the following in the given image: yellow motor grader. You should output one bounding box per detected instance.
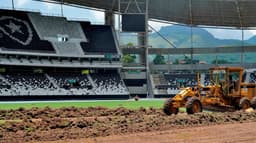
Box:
[163,67,256,115]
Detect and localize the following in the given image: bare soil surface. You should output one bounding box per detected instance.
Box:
[0,107,256,143]
[42,122,256,143]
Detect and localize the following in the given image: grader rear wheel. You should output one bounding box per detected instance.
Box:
[186,97,202,114]
[163,98,178,115]
[251,97,256,109]
[239,97,251,110]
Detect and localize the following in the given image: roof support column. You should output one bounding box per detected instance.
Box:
[105,11,115,26]
[189,0,194,72]
[137,33,146,64]
[11,0,15,10]
[241,28,244,64]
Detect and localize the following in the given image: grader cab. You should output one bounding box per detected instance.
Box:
[163,67,256,115]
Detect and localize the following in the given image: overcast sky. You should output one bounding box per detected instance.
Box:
[1,0,256,40]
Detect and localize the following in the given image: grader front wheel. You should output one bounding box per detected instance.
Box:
[251,97,256,109]
[239,97,251,110]
[163,98,179,115]
[186,97,202,114]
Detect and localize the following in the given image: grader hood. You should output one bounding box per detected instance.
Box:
[173,87,198,100]
[170,87,199,108]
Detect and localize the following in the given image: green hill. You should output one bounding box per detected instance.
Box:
[149,25,245,48]
[120,25,252,48]
[120,25,256,63]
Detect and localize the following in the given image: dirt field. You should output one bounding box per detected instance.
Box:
[44,122,256,143]
[0,107,256,143]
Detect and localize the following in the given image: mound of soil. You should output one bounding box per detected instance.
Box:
[0,107,161,120]
[0,107,256,143]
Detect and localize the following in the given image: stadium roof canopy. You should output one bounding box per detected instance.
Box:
[46,0,256,28]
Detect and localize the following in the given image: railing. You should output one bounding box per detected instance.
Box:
[150,63,256,71]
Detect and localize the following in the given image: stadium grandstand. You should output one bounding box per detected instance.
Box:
[0,0,256,100]
[0,6,127,100]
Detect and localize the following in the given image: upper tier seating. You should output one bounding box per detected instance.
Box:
[0,10,55,53]
[28,13,86,56]
[0,9,119,56]
[28,13,86,40]
[51,42,84,56]
[80,23,118,54]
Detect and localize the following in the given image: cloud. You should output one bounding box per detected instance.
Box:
[205,28,256,40]
[149,21,170,32]
[244,30,256,39]
[14,0,58,11]
[204,28,243,40]
[16,0,30,7]
[91,11,104,23]
[249,30,256,35]
[43,2,57,10]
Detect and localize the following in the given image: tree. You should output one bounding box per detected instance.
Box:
[184,55,192,64]
[122,54,136,63]
[127,42,134,48]
[211,59,230,64]
[173,59,179,65]
[153,54,166,65]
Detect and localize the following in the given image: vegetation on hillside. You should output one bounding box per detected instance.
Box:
[122,54,136,63]
[153,54,166,64]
